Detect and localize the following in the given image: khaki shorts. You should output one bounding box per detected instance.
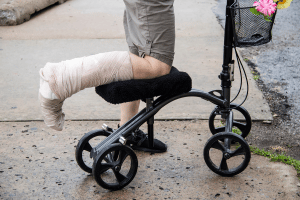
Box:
[123,0,175,66]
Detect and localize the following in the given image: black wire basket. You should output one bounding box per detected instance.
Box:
[230,0,277,47]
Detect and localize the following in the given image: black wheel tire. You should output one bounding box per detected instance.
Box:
[203,132,251,177]
[75,130,110,173]
[93,144,138,191]
[209,103,252,138]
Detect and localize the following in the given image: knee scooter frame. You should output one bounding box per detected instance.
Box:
[76,0,251,191]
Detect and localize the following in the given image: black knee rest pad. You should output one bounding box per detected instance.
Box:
[95,67,192,104]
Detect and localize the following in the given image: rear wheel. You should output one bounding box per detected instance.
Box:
[75,130,110,173]
[209,104,252,138]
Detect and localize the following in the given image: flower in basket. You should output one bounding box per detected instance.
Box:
[250,0,293,21]
[250,0,277,21]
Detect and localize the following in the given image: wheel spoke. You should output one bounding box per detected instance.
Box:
[113,170,128,183]
[104,153,114,163]
[83,142,92,152]
[215,126,225,133]
[233,121,246,132]
[98,163,114,174]
[231,146,245,157]
[211,141,225,151]
[220,157,228,171]
[117,150,129,165]
[113,150,120,161]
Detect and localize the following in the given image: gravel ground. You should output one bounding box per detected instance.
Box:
[213,0,300,161]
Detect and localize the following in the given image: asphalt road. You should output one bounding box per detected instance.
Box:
[237,0,300,130]
[213,0,300,160]
[214,0,300,124]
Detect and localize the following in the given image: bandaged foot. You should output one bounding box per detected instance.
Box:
[39,93,65,131]
[39,51,133,131]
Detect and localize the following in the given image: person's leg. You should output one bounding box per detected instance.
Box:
[39,51,172,131]
[39,0,175,132]
[119,54,171,153]
[118,0,175,152]
[39,51,134,131]
[120,100,140,126]
[120,0,175,127]
[130,53,171,80]
[119,53,171,126]
[120,0,175,153]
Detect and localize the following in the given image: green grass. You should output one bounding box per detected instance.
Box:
[220,126,300,177]
[251,71,260,80]
[232,127,242,135]
[253,75,260,80]
[219,122,242,136]
[231,126,300,177]
[250,146,300,177]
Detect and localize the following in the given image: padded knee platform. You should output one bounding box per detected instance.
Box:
[95,67,192,104]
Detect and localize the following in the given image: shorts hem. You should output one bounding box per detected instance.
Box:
[149,52,173,67]
[129,46,139,56]
[129,47,174,67]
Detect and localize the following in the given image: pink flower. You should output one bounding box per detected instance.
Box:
[253,0,277,16]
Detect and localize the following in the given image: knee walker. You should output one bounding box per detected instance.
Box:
[75,0,277,190]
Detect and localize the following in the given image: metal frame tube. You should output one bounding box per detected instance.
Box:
[221,0,235,107]
[225,111,233,132]
[146,98,154,148]
[91,89,227,158]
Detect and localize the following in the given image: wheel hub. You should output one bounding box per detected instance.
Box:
[114,165,121,172]
[224,152,231,159]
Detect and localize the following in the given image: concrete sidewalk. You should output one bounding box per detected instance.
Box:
[1,120,299,199]
[1,0,298,199]
[0,0,272,122]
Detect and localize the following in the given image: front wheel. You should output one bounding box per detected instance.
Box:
[203,132,251,177]
[93,144,138,191]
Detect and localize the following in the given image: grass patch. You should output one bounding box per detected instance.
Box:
[253,75,260,81]
[219,126,300,177]
[232,127,242,135]
[251,71,260,80]
[231,126,300,176]
[220,122,243,136]
[219,127,300,176]
[250,146,300,177]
